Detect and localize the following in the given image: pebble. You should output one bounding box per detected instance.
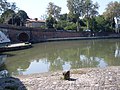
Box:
[4,66,120,90]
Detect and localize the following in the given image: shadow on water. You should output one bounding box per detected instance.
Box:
[0,53,15,57]
[0,54,27,90]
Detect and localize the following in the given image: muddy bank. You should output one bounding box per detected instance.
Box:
[13,66,120,90]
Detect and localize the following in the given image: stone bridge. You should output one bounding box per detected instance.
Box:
[0,24,32,43]
[0,24,82,43]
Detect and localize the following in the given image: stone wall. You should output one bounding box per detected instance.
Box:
[0,24,82,43]
[7,29,30,43]
[30,30,82,43]
[0,24,118,43]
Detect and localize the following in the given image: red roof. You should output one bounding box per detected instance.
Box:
[26,19,45,23]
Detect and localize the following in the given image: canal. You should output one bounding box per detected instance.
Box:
[1,39,120,75]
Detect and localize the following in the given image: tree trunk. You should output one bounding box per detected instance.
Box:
[86,17,89,30]
[76,19,80,32]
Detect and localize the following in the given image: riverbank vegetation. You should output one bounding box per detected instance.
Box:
[46,0,120,33]
[0,0,120,33]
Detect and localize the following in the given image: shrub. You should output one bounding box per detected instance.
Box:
[64,22,77,30]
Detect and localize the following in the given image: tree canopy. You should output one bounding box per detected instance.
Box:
[0,9,29,26]
[0,0,119,33]
[103,1,120,30]
[67,0,99,31]
[0,0,17,14]
[103,1,120,19]
[0,9,15,23]
[47,2,61,20]
[67,0,99,18]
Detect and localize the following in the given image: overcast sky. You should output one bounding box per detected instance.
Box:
[8,0,120,19]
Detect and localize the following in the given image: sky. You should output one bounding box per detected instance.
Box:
[7,0,120,19]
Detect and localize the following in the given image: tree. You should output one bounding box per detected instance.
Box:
[46,15,57,29]
[0,9,15,23]
[59,13,67,21]
[16,10,29,26]
[0,0,17,23]
[11,15,21,25]
[10,2,17,11]
[83,0,99,17]
[67,0,99,31]
[0,0,10,14]
[64,22,77,30]
[103,1,120,19]
[67,0,83,31]
[47,2,61,20]
[67,0,83,16]
[86,17,97,31]
[67,12,78,23]
[0,9,29,26]
[95,15,108,31]
[0,0,17,14]
[103,1,120,30]
[54,20,68,30]
[83,0,99,29]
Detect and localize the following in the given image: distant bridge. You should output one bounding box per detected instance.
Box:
[0,24,33,43]
[0,24,82,43]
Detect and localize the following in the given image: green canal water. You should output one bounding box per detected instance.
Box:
[1,39,120,75]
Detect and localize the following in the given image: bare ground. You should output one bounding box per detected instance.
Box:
[14,66,120,90]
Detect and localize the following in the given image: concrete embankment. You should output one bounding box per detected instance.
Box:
[15,66,120,90]
[44,36,120,42]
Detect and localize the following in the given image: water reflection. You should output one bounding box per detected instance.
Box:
[1,39,120,75]
[80,54,108,67]
[115,42,120,58]
[0,55,7,70]
[22,59,50,75]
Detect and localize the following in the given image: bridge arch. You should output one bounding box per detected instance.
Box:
[18,32,29,42]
